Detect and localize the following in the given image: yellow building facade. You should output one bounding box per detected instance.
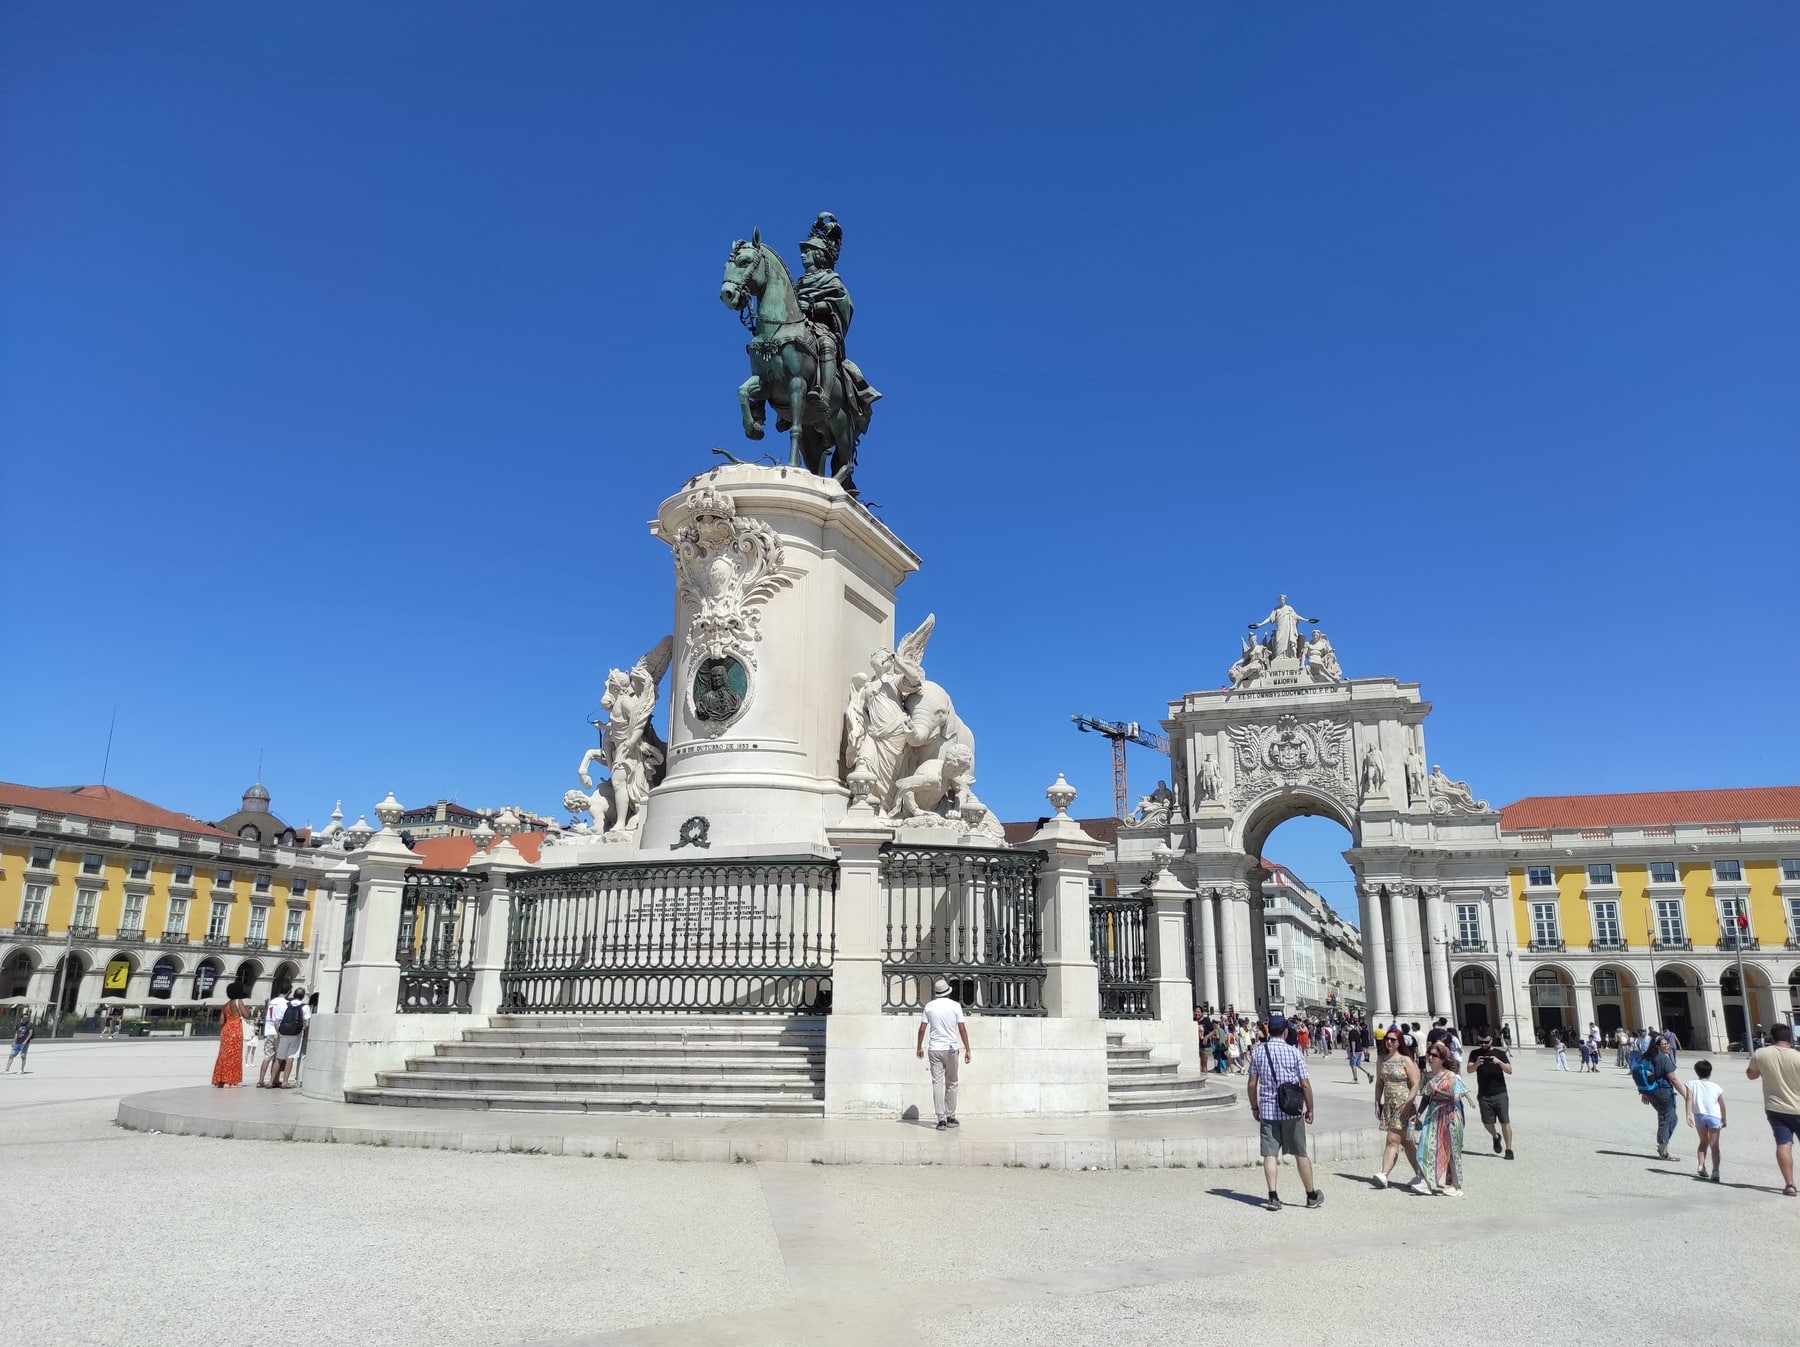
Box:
[0,782,342,1020]
[1497,788,1800,1050]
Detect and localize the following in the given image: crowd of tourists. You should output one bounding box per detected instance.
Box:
[206,983,314,1090]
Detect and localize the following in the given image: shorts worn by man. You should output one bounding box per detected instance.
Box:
[916,979,971,1130]
[1247,1015,1322,1212]
[1466,1033,1514,1159]
[1746,1022,1800,1197]
[272,987,310,1088]
[4,1019,33,1073]
[259,993,289,1088]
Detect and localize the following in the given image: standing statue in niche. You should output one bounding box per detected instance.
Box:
[1249,594,1318,662]
[1405,748,1427,805]
[842,614,984,827]
[1360,745,1386,798]
[1197,752,1222,805]
[719,214,881,495]
[573,637,673,837]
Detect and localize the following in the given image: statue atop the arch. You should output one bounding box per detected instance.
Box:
[1229,595,1343,688]
[1426,763,1489,815]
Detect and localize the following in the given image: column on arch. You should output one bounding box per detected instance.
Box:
[1387,885,1425,1019]
[1424,886,1454,1016]
[1359,882,1391,1021]
[1191,889,1221,1013]
[1217,888,1246,1015]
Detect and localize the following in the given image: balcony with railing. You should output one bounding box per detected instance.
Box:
[1529,937,1565,953]
[243,937,268,950]
[203,934,231,948]
[1716,934,1760,951]
[1652,936,1692,952]
[1589,938,1628,952]
[281,939,307,953]
[14,921,48,937]
[1452,938,1490,954]
[69,924,98,940]
[117,926,145,942]
[159,930,192,945]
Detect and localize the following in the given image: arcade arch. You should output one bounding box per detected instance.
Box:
[2,950,36,1001]
[1654,967,1702,1051]
[1589,964,1641,1036]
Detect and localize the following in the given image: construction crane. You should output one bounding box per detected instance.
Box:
[1070,715,1171,820]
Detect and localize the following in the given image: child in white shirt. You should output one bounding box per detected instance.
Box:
[1687,1059,1726,1182]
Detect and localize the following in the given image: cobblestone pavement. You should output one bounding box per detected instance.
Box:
[9,1039,1795,1346]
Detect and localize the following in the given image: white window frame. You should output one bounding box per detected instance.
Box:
[1592,900,1621,947]
[173,864,194,886]
[1267,978,1282,1001]
[28,846,54,869]
[1530,902,1561,947]
[254,873,272,894]
[166,897,190,932]
[214,869,234,889]
[1719,894,1752,946]
[121,892,146,931]
[1654,899,1686,946]
[1648,861,1679,885]
[1586,862,1614,886]
[1713,859,1743,883]
[282,909,304,944]
[1787,895,1800,943]
[1455,903,1481,944]
[207,901,231,940]
[20,884,49,925]
[73,888,100,928]
[1781,859,1800,882]
[247,906,269,942]
[1526,865,1554,888]
[128,857,151,880]
[290,878,307,899]
[81,852,104,875]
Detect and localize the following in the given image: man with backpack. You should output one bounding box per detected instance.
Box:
[1247,1014,1323,1212]
[1632,1030,1689,1159]
[257,990,287,1088]
[270,985,310,1089]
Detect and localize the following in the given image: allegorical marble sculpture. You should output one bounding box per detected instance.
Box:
[1228,595,1343,688]
[1426,764,1489,816]
[841,614,1001,836]
[571,636,673,837]
[1361,744,1387,798]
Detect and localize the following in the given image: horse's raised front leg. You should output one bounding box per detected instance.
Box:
[787,372,809,468]
[737,375,765,440]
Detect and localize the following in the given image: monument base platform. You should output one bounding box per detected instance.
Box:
[117,1079,1374,1171]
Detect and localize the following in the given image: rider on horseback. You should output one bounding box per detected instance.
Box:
[794,213,879,428]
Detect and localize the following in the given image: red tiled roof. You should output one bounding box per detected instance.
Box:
[1001,817,1122,847]
[410,832,547,870]
[0,782,234,838]
[1501,787,1800,831]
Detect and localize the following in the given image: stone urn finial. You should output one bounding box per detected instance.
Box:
[344,815,375,850]
[846,755,879,815]
[471,819,496,855]
[1046,773,1076,819]
[1152,844,1176,875]
[493,807,522,840]
[374,792,404,831]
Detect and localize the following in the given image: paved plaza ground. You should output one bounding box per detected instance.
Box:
[7,1039,1797,1346]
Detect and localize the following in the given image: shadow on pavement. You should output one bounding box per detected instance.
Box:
[1207,1186,1271,1208]
[1594,1148,1662,1160]
[1645,1167,1782,1195]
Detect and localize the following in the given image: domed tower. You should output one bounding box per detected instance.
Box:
[242,782,272,814]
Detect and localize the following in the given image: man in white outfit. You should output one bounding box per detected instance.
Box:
[916,978,972,1130]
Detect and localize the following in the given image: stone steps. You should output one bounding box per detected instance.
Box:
[349,1013,827,1117]
[1104,1033,1233,1114]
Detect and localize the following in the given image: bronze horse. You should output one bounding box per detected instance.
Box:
[719,232,867,494]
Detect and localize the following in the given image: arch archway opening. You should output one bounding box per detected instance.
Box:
[2,951,36,1000]
[1589,964,1640,1037]
[1652,965,1701,1050]
[1245,811,1361,1022]
[1453,964,1498,1032]
[1528,966,1575,1043]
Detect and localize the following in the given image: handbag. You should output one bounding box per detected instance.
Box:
[1263,1045,1307,1116]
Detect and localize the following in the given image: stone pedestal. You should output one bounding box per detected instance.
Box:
[637,465,919,854]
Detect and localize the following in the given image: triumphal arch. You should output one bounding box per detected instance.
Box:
[1110,596,1517,1026]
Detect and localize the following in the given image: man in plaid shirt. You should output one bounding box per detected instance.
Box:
[1247,1014,1323,1211]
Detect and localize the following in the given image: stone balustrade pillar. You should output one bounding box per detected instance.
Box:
[1142,851,1200,1074]
[309,859,357,1014]
[823,823,892,1017]
[1028,775,1106,1021]
[466,836,527,1017]
[335,799,413,1017]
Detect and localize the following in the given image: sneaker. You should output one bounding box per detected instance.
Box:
[1407,1176,1433,1195]
[1263,1194,1281,1211]
[1492,1134,1503,1154]
[1697,1166,1709,1180]
[945,1117,960,1127]
[1710,1170,1721,1184]
[1504,1149,1514,1160]
[935,1120,948,1131]
[1305,1190,1325,1209]
[1440,1186,1463,1198]
[1656,1145,1671,1160]
[1370,1171,1388,1189]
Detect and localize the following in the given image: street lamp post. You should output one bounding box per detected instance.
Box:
[1645,912,1661,1035]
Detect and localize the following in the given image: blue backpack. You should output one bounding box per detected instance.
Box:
[1629,1051,1661,1094]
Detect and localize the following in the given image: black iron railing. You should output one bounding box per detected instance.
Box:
[1090,895,1153,1019]
[1453,938,1490,954]
[396,869,481,1013]
[1717,935,1760,951]
[15,921,47,937]
[880,844,1045,1015]
[1528,937,1564,952]
[1589,938,1628,952]
[503,857,836,1014]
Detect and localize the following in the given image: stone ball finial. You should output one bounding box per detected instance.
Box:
[344,816,375,850]
[374,792,404,830]
[1046,773,1076,819]
[471,819,496,854]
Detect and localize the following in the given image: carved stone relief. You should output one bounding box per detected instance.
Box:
[1226,713,1353,809]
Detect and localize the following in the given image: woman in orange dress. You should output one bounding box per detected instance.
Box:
[211,984,248,1087]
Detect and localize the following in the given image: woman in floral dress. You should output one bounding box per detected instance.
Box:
[1371,1030,1426,1189]
[210,983,249,1087]
[1415,1040,1471,1194]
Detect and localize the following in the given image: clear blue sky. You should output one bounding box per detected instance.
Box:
[3,4,1795,905]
